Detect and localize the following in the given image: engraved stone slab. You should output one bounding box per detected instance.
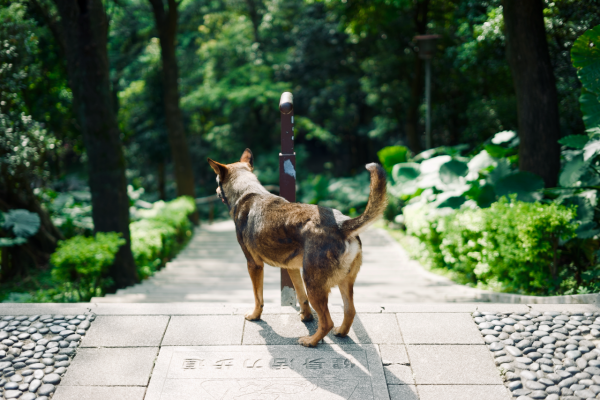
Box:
[146,345,389,400]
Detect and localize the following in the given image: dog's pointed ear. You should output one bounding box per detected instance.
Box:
[207,158,228,181]
[240,148,254,170]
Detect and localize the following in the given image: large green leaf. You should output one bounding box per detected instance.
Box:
[0,237,28,247]
[439,160,468,185]
[488,159,512,185]
[391,162,420,184]
[436,195,467,209]
[484,144,513,158]
[583,138,600,161]
[558,135,589,149]
[580,92,600,132]
[467,150,495,176]
[575,221,600,239]
[571,25,600,93]
[491,130,517,145]
[559,155,589,187]
[495,172,544,202]
[3,210,40,238]
[562,196,594,224]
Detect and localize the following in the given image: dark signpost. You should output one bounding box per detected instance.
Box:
[279,92,296,306]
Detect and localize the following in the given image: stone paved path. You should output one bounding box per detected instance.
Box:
[1,303,597,400]
[95,220,483,304]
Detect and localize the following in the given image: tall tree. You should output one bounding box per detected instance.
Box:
[405,0,430,154]
[51,0,139,287]
[148,0,197,216]
[502,0,561,187]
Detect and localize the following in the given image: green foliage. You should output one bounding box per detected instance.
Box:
[0,2,60,186]
[572,24,600,132]
[559,135,589,149]
[404,198,577,295]
[49,233,124,302]
[377,146,408,174]
[0,209,40,247]
[131,196,196,279]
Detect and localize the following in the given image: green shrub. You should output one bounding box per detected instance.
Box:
[404,197,577,295]
[131,196,195,279]
[49,232,124,302]
[377,146,408,174]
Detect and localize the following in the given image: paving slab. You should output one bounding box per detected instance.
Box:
[396,313,483,344]
[417,385,510,400]
[62,347,158,386]
[387,385,418,400]
[80,315,169,347]
[162,316,244,345]
[379,345,409,365]
[53,386,147,400]
[91,303,237,315]
[145,344,389,400]
[380,304,479,313]
[407,345,502,385]
[242,313,402,345]
[383,364,414,384]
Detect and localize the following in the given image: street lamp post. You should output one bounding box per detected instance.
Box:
[414,35,441,149]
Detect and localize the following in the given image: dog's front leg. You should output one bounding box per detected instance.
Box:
[287,269,313,322]
[245,260,264,321]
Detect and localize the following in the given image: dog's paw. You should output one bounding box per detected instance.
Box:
[245,311,262,321]
[299,312,314,322]
[333,326,349,337]
[298,336,317,348]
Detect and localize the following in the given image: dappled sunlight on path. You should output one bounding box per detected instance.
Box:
[94,219,483,304]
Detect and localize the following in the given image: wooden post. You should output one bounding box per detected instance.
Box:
[279,92,296,307]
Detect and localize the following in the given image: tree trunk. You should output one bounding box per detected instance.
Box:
[245,0,261,44]
[502,0,561,188]
[157,162,166,201]
[52,0,139,288]
[148,0,198,223]
[405,0,429,154]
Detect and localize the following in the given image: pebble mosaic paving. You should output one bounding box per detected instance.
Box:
[0,314,93,400]
[474,310,600,400]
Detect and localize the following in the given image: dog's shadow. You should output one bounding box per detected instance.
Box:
[244,313,396,399]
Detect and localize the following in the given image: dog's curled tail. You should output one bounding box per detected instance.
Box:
[340,163,387,238]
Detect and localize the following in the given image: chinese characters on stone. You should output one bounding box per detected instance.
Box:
[182,357,355,370]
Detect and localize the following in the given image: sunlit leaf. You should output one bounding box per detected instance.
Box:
[491,130,517,145]
[559,155,589,187]
[3,209,40,238]
[391,162,420,184]
[439,160,468,185]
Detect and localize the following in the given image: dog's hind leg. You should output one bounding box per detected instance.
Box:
[287,269,313,322]
[245,259,265,321]
[333,253,361,337]
[333,275,357,337]
[298,287,333,347]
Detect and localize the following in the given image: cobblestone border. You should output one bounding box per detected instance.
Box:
[0,313,94,399]
[474,310,600,400]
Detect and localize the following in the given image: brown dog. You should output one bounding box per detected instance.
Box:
[208,149,387,347]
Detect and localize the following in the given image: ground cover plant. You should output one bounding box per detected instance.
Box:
[378,23,600,296]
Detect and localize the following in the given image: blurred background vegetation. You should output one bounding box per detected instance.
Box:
[2,0,600,300]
